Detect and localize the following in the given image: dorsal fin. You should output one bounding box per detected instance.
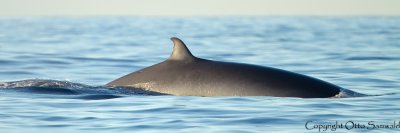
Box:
[169,37,196,61]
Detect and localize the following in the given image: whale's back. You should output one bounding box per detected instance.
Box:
[107,37,341,98]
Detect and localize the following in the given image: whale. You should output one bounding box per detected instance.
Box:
[106,37,342,98]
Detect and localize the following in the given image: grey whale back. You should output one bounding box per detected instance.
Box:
[107,37,341,98]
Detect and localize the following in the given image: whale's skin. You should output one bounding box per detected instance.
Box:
[107,37,341,98]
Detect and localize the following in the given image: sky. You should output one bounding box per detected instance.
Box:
[0,0,399,16]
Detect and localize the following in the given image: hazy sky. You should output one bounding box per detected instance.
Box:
[0,0,399,16]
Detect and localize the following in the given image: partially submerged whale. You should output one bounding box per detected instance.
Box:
[107,37,342,98]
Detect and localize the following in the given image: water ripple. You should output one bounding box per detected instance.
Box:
[345,56,400,61]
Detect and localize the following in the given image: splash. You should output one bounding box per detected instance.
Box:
[332,89,368,98]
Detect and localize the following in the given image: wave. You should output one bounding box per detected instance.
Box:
[0,79,166,100]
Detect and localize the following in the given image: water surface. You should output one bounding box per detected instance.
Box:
[0,17,400,132]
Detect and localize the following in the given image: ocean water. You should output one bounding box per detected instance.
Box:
[0,16,399,132]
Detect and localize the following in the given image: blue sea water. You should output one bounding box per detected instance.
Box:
[0,16,399,132]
